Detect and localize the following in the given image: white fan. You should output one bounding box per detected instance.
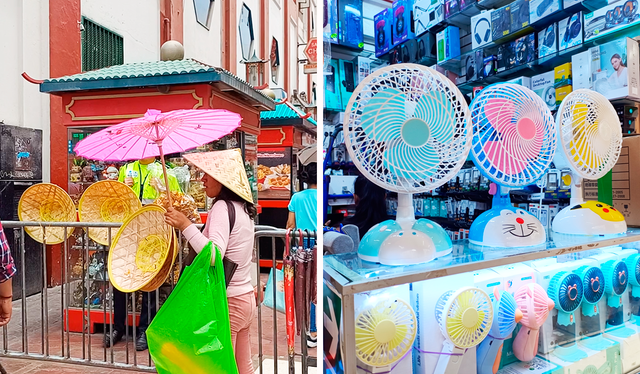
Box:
[552,89,626,235]
[434,287,493,374]
[343,63,471,265]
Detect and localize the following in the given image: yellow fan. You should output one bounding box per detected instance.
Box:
[18,183,76,244]
[354,298,416,368]
[78,180,142,246]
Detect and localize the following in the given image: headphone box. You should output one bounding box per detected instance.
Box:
[471,10,493,49]
[339,59,357,109]
[491,4,511,41]
[555,85,572,105]
[537,23,557,58]
[325,0,339,43]
[510,0,530,33]
[324,59,343,111]
[497,42,515,72]
[554,62,572,87]
[392,0,415,46]
[338,0,364,49]
[558,11,583,50]
[532,71,556,110]
[436,25,461,63]
[584,0,640,41]
[514,33,535,65]
[414,0,444,35]
[398,39,419,63]
[462,51,480,82]
[482,55,497,77]
[374,9,391,57]
[444,0,460,18]
[416,31,437,62]
[529,0,560,24]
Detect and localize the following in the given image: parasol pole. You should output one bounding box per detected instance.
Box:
[156,140,173,206]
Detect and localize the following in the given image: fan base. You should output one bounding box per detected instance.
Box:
[552,202,627,236]
[468,207,546,248]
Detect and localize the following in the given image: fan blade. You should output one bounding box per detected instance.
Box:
[484,98,515,134]
[383,141,439,181]
[360,88,406,143]
[415,91,456,143]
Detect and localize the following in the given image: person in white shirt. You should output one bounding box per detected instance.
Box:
[608,53,628,89]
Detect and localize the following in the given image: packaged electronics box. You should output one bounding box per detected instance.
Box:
[508,76,532,88]
[471,11,493,49]
[338,0,364,49]
[339,59,357,109]
[492,4,511,41]
[416,31,437,62]
[445,0,460,19]
[555,85,572,105]
[613,135,640,226]
[538,23,557,58]
[325,59,343,111]
[374,9,392,57]
[497,42,515,72]
[584,0,640,41]
[414,0,444,34]
[588,37,640,101]
[532,71,556,111]
[554,62,572,87]
[558,12,583,50]
[326,0,339,43]
[436,25,461,63]
[571,49,592,90]
[515,33,535,65]
[392,0,414,46]
[510,0,530,33]
[529,0,560,24]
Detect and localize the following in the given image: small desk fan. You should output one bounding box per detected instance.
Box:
[512,283,555,362]
[468,83,556,248]
[477,288,522,374]
[547,271,588,363]
[552,89,626,235]
[575,265,615,351]
[434,287,493,374]
[602,259,635,338]
[624,254,640,298]
[344,63,471,265]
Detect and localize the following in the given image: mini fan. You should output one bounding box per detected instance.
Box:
[624,254,640,298]
[344,63,471,265]
[354,298,417,368]
[468,83,556,248]
[477,288,523,374]
[548,271,583,326]
[575,265,605,317]
[552,89,626,235]
[434,287,493,374]
[512,283,555,362]
[602,259,628,308]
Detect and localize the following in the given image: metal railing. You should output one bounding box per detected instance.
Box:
[0,221,317,373]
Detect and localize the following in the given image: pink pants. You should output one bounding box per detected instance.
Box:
[228,291,256,374]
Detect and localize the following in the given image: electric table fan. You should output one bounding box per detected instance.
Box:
[625,254,640,299]
[552,89,626,235]
[434,287,493,374]
[575,264,615,351]
[601,259,635,338]
[477,288,522,374]
[344,63,471,265]
[513,283,555,362]
[547,271,588,362]
[468,83,555,248]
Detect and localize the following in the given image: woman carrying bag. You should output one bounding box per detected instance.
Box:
[164,149,257,374]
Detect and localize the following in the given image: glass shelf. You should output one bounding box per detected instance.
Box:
[324,227,640,295]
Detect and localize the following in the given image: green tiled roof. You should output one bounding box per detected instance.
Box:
[261,103,317,126]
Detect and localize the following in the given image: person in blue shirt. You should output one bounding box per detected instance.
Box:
[286,162,317,347]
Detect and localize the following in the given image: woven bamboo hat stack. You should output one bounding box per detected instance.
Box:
[18,183,77,244]
[107,205,174,292]
[78,180,142,246]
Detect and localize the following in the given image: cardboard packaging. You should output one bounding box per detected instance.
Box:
[529,0,561,24]
[497,356,563,374]
[374,9,392,57]
[555,85,572,105]
[471,11,493,49]
[325,0,339,43]
[338,0,364,49]
[532,71,556,110]
[584,0,640,41]
[392,0,414,46]
[613,135,640,226]
[554,62,572,87]
[571,49,592,90]
[538,23,557,58]
[436,26,461,63]
[416,31,437,62]
[510,0,530,32]
[497,42,516,72]
[508,76,532,88]
[492,5,511,41]
[558,12,583,50]
[339,59,357,109]
[325,59,343,111]
[546,343,622,374]
[515,33,535,65]
[444,0,460,18]
[462,51,481,82]
[589,37,640,101]
[414,0,444,34]
[483,55,497,77]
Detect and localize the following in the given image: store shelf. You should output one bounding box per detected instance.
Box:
[324,227,640,295]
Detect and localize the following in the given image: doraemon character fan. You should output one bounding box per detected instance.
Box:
[552,89,626,235]
[343,63,471,266]
[468,83,556,248]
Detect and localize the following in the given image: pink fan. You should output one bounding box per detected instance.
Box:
[512,283,554,362]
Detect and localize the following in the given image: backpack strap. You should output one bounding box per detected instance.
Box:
[225,200,236,234]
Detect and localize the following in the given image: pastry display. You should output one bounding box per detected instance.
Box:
[155,191,202,223]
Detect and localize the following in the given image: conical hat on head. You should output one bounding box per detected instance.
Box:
[183,149,254,203]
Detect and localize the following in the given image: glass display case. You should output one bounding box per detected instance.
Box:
[323,229,640,374]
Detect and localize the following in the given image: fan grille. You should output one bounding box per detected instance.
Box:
[549,272,583,313]
[495,291,519,338]
[604,261,629,296]
[344,64,471,193]
[438,288,493,348]
[556,89,622,179]
[469,83,556,187]
[625,254,640,287]
[580,266,605,304]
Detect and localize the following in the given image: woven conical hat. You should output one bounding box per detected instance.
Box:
[140,230,178,292]
[18,183,76,244]
[183,149,254,203]
[78,180,142,246]
[108,205,173,292]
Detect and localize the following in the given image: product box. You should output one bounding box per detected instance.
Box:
[555,85,572,105]
[571,49,591,89]
[548,204,559,226]
[356,56,371,84]
[492,5,511,41]
[392,0,414,46]
[587,37,640,101]
[528,203,540,218]
[416,31,437,62]
[601,321,640,373]
[558,12,583,51]
[529,0,560,24]
[497,42,515,72]
[325,59,343,111]
[546,343,622,374]
[436,26,461,63]
[471,11,493,49]
[462,50,483,82]
[613,135,640,226]
[554,62,572,87]
[584,0,640,41]
[510,0,530,32]
[482,55,497,77]
[444,0,459,18]
[414,0,444,34]
[328,175,358,196]
[374,9,392,57]
[538,23,557,58]
[539,204,549,228]
[532,71,556,110]
[325,0,339,43]
[492,263,535,295]
[508,76,531,88]
[339,59,357,109]
[515,33,535,65]
[497,356,563,374]
[338,0,364,49]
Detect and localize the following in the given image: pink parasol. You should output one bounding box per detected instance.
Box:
[73,108,242,204]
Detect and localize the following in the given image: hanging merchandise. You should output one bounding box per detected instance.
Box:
[512,283,555,362]
[552,89,626,235]
[468,83,555,248]
[18,183,77,245]
[343,63,471,265]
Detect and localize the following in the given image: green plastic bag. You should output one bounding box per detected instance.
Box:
[147,242,239,374]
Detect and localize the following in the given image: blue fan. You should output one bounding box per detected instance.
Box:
[468,83,556,248]
[602,260,628,308]
[625,254,640,298]
[477,289,522,374]
[344,64,472,265]
[575,265,605,317]
[548,272,583,326]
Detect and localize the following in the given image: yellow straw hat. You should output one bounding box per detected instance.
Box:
[18,183,76,244]
[140,230,178,292]
[78,180,142,246]
[183,149,254,203]
[107,205,173,292]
